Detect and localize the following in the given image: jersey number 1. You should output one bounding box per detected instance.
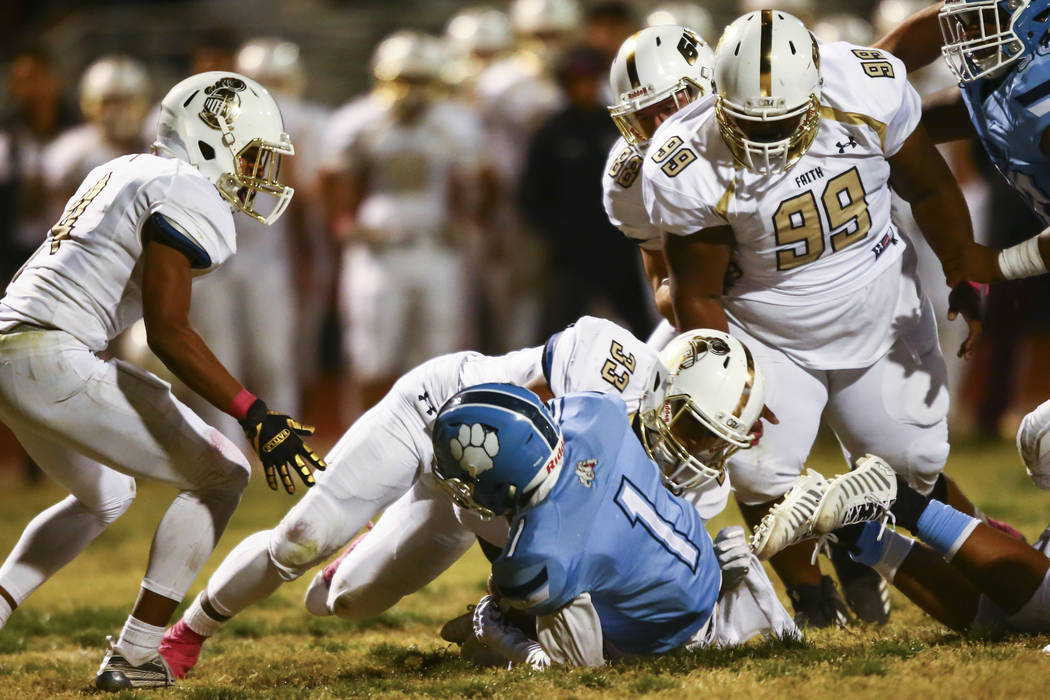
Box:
[614,476,700,572]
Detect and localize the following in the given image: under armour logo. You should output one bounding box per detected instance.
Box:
[419,392,436,415]
[836,136,859,153]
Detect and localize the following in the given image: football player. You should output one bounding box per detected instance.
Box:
[435,381,793,668]
[643,11,987,627]
[42,56,150,215]
[0,72,324,691]
[755,453,1050,636]
[158,318,787,677]
[602,25,714,350]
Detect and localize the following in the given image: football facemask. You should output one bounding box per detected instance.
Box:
[939,0,1026,83]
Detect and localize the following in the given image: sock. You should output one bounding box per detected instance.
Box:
[890,476,930,532]
[184,593,226,638]
[0,595,12,629]
[116,615,166,666]
[849,521,914,583]
[915,500,980,561]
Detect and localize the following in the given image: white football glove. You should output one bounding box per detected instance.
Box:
[714,525,751,591]
[472,595,550,671]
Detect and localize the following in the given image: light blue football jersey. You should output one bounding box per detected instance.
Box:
[962,53,1050,224]
[491,392,721,656]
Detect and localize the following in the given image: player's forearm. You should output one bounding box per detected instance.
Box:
[922,88,976,144]
[910,183,975,284]
[146,322,245,414]
[640,248,674,323]
[671,292,729,333]
[873,2,944,73]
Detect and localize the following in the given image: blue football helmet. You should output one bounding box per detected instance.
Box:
[939,0,1049,82]
[432,383,565,519]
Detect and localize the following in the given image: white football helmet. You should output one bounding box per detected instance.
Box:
[646,4,714,43]
[715,10,822,174]
[510,0,581,36]
[639,330,765,494]
[813,14,875,46]
[738,0,817,25]
[79,55,151,143]
[235,37,305,97]
[608,26,714,147]
[939,0,1027,83]
[447,6,514,57]
[153,71,294,225]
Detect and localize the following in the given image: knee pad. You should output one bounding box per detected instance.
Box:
[88,477,137,526]
[903,437,949,496]
[329,586,398,622]
[268,515,332,580]
[1019,402,1050,489]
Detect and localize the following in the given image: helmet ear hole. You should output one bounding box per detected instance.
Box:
[198,141,215,160]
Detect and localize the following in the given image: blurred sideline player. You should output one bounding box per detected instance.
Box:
[474,0,580,351]
[188,38,329,440]
[755,453,1050,637]
[158,318,787,676]
[602,24,715,352]
[332,31,482,413]
[431,382,794,669]
[644,11,986,626]
[0,71,323,690]
[647,4,714,42]
[42,55,150,220]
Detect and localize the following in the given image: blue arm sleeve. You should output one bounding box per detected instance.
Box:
[143,212,212,269]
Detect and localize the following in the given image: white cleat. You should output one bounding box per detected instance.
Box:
[812,454,898,535]
[750,469,829,561]
[95,635,175,691]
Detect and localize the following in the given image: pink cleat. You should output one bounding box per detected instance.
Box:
[986,516,1027,543]
[158,620,207,680]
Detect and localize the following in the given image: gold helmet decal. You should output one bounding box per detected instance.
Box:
[678,336,730,370]
[199,76,247,131]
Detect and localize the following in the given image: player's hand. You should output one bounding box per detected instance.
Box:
[239,399,327,493]
[714,526,751,591]
[947,281,984,360]
[472,595,550,670]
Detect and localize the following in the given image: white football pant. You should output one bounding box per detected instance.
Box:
[0,330,250,610]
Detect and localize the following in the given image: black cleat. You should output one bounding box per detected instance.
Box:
[96,636,175,691]
[786,575,851,628]
[830,540,891,624]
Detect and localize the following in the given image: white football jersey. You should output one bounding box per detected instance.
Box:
[318,92,387,174]
[642,42,923,369]
[0,154,235,351]
[345,98,482,243]
[602,96,718,252]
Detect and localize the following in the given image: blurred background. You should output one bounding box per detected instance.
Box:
[0,0,1047,485]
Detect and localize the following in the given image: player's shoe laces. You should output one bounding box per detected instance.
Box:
[158,620,207,680]
[812,454,897,535]
[95,635,175,691]
[750,469,829,560]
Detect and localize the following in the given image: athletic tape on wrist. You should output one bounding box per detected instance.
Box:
[229,389,258,420]
[872,530,914,584]
[998,236,1048,280]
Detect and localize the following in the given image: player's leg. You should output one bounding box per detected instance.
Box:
[725,330,841,626]
[162,379,431,676]
[0,430,136,629]
[320,474,476,620]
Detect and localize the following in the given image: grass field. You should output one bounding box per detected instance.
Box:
[1,437,1049,699]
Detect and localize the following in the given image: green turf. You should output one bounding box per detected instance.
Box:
[1,438,1049,698]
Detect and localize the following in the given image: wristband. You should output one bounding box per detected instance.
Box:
[998,235,1049,280]
[229,389,258,420]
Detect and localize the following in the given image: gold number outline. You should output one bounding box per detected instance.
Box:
[826,166,872,253]
[49,172,112,254]
[600,340,636,392]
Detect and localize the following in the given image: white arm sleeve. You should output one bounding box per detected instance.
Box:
[536,592,605,668]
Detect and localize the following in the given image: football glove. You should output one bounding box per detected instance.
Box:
[472,595,550,671]
[714,525,751,591]
[239,399,326,494]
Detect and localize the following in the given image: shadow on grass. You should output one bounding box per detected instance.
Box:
[0,605,128,653]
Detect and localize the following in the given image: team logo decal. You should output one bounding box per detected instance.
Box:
[449,423,499,478]
[199,76,247,130]
[679,336,730,369]
[575,459,597,488]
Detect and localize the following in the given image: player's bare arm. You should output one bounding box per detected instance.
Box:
[872,2,945,73]
[141,232,244,412]
[887,119,984,357]
[640,247,673,322]
[663,225,733,333]
[922,86,978,143]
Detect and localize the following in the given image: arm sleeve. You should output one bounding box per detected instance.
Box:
[143,212,212,269]
[536,593,606,667]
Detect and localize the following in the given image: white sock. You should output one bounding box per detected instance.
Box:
[184,593,224,638]
[0,596,12,630]
[872,530,915,584]
[116,615,165,666]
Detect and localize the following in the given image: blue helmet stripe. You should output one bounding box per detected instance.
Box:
[455,388,560,449]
